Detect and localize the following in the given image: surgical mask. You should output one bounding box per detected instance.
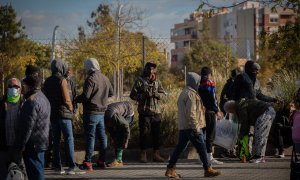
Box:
[7,87,19,97]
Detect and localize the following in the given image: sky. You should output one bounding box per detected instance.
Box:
[2,0,235,40]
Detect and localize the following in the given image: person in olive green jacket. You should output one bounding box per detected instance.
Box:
[130,62,165,163]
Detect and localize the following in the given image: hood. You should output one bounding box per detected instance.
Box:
[51,59,67,76]
[84,58,100,74]
[244,60,255,76]
[186,72,201,91]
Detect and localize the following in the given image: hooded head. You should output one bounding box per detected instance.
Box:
[244,61,260,79]
[84,58,100,74]
[51,59,67,76]
[186,72,201,91]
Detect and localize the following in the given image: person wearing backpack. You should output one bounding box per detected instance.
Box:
[130,62,165,163]
[0,78,24,180]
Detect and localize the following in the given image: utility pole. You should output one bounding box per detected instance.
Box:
[116,5,123,101]
[142,35,145,68]
[51,26,59,61]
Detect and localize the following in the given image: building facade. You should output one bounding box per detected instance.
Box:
[170,1,296,70]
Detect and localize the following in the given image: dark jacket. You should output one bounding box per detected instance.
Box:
[76,70,113,114]
[130,65,165,115]
[44,60,74,120]
[105,101,134,119]
[104,101,133,146]
[0,96,22,151]
[232,61,276,102]
[66,76,77,113]
[14,89,51,152]
[235,99,270,137]
[220,78,234,114]
[198,76,219,113]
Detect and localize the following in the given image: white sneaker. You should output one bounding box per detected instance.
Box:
[66,167,86,175]
[210,158,223,165]
[277,154,285,158]
[54,168,65,174]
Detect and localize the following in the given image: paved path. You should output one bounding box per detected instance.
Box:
[45,157,291,180]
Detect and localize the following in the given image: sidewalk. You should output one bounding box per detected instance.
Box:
[45,157,291,180]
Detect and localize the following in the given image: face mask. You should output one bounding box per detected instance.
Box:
[7,87,19,97]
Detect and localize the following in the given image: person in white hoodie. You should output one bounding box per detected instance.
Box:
[165,72,221,178]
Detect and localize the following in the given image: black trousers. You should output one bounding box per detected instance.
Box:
[139,114,161,150]
[275,125,292,154]
[203,111,216,153]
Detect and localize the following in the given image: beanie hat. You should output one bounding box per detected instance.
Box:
[200,67,212,76]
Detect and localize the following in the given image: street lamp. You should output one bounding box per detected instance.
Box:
[51,25,59,61]
[116,4,123,100]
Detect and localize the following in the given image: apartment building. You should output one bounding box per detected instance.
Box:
[170,1,296,70]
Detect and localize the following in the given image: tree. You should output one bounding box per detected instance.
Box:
[0,4,51,94]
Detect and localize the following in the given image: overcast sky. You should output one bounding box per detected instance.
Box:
[3,0,238,40]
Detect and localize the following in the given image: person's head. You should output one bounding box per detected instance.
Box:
[143,62,157,80]
[22,66,42,94]
[244,61,260,78]
[223,100,237,114]
[200,66,212,80]
[186,72,201,91]
[231,69,237,79]
[51,59,67,76]
[25,65,40,77]
[6,78,21,103]
[84,58,100,74]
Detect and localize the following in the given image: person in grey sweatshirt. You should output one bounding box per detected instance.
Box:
[75,58,114,171]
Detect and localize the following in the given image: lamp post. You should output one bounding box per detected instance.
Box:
[116,4,123,100]
[51,26,59,61]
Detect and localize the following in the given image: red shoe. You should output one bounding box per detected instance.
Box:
[97,160,106,169]
[79,161,93,171]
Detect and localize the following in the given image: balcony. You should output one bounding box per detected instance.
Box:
[171,33,198,42]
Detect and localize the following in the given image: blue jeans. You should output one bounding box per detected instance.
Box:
[51,119,76,169]
[168,129,210,170]
[83,114,107,162]
[23,150,44,180]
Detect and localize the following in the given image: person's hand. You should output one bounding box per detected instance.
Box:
[123,139,129,149]
[216,111,224,120]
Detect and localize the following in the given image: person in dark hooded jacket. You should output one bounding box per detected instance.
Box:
[44,59,85,175]
[231,61,277,102]
[130,62,166,163]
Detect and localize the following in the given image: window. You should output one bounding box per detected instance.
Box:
[183,41,190,47]
[269,14,279,23]
[185,28,191,35]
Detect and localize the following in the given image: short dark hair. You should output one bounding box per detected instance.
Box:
[200,67,212,76]
[23,65,42,89]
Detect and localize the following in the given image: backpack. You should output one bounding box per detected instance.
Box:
[6,162,27,180]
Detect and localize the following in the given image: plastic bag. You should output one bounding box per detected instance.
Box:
[213,113,239,150]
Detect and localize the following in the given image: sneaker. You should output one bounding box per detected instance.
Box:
[96,160,106,169]
[107,160,123,168]
[79,161,93,171]
[249,157,266,163]
[53,168,65,174]
[211,158,224,165]
[66,167,86,175]
[277,153,285,158]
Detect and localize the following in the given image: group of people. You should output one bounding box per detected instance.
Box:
[0,57,297,180]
